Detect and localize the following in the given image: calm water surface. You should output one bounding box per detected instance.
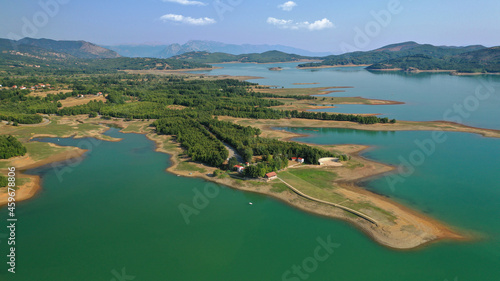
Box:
[1,128,499,280]
[2,65,500,280]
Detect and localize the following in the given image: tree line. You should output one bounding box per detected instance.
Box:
[0,135,27,159]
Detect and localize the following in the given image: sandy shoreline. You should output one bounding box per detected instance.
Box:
[0,146,87,207]
[297,64,370,70]
[146,128,466,249]
[1,114,492,249]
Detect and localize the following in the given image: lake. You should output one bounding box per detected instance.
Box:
[1,64,500,280]
[192,63,500,130]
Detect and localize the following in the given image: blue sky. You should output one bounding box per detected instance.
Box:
[1,0,500,53]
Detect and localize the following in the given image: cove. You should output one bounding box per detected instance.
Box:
[191,63,500,130]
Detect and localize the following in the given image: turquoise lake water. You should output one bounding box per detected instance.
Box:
[192,63,500,130]
[1,64,500,280]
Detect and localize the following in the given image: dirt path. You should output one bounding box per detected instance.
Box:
[277,177,379,226]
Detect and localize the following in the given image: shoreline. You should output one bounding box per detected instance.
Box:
[209,59,320,65]
[0,145,88,207]
[2,114,495,248]
[123,69,264,81]
[143,124,467,250]
[297,64,370,70]
[220,117,500,139]
[367,68,500,75]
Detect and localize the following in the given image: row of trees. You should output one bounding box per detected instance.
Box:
[204,118,337,165]
[0,112,43,124]
[154,117,229,167]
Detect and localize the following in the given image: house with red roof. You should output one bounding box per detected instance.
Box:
[265,172,277,180]
[234,165,245,173]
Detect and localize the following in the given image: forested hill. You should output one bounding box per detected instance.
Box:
[0,38,212,75]
[4,38,121,59]
[171,50,318,64]
[297,42,486,68]
[367,47,500,73]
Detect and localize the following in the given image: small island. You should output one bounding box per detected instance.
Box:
[268,67,283,71]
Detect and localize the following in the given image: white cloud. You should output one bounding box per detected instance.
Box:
[267,17,295,28]
[162,0,207,6]
[307,18,335,31]
[267,17,334,31]
[278,1,297,11]
[161,14,216,25]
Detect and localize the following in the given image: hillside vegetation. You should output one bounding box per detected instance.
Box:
[171,50,316,63]
[0,38,212,75]
[367,47,500,73]
[298,41,486,68]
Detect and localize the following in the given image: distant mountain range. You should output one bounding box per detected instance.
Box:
[297,41,487,68]
[1,38,499,74]
[2,37,121,59]
[0,38,210,74]
[103,40,333,58]
[164,41,500,73]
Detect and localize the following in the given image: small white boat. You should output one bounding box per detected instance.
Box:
[249,202,253,205]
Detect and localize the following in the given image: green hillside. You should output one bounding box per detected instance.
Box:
[298,42,486,68]
[172,50,316,63]
[0,38,212,75]
[367,47,500,73]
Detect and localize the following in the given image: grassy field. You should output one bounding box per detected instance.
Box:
[120,122,149,133]
[287,168,337,188]
[270,182,289,193]
[23,142,74,161]
[175,161,207,173]
[278,167,396,223]
[278,169,346,203]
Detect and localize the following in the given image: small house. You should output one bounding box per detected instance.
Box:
[297,157,305,163]
[96,92,103,96]
[12,85,17,89]
[291,157,297,161]
[265,172,277,180]
[234,165,245,173]
[20,86,26,90]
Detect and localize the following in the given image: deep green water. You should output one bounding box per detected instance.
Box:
[191,63,500,130]
[1,128,499,281]
[1,65,500,280]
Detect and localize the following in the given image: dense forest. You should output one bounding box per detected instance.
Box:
[0,135,27,159]
[171,50,317,64]
[0,73,394,124]
[154,116,339,176]
[368,48,500,73]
